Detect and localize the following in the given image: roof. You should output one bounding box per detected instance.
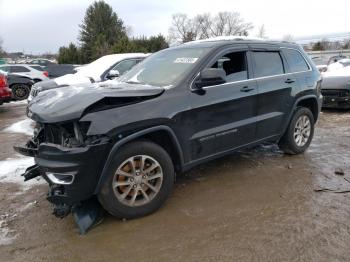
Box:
[175,36,299,49]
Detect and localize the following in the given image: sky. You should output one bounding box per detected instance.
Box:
[0,0,349,54]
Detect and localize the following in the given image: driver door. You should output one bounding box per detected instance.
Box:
[188,46,258,161]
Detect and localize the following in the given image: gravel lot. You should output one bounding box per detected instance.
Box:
[0,101,350,262]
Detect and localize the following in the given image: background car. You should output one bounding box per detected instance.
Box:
[0,71,12,105]
[0,69,35,100]
[26,58,55,67]
[321,65,350,109]
[0,64,49,82]
[28,53,149,102]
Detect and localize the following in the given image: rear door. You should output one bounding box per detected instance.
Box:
[250,45,299,140]
[280,47,313,92]
[188,45,258,160]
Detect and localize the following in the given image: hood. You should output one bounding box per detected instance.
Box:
[28,81,164,123]
[321,66,350,90]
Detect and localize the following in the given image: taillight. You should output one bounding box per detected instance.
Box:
[0,74,8,88]
[43,71,49,77]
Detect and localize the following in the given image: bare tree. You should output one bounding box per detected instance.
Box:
[256,24,267,39]
[282,34,294,42]
[168,12,253,44]
[0,37,5,56]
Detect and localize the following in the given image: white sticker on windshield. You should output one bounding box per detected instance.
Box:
[174,57,198,64]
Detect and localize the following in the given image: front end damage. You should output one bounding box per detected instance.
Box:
[15,121,111,234]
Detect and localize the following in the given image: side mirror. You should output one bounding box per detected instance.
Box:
[107,69,120,79]
[194,68,226,89]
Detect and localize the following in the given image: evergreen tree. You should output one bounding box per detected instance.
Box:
[79,0,127,62]
[57,43,80,64]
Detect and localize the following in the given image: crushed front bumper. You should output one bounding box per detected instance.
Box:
[15,141,110,207]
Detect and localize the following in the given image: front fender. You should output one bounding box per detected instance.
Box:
[93,125,183,194]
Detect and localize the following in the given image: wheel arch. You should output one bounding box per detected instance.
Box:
[295,96,319,122]
[94,125,184,194]
[279,95,320,142]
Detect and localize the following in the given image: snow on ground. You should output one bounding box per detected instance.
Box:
[2,118,34,136]
[0,218,17,246]
[0,156,44,190]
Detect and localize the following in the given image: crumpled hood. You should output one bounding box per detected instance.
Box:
[27,81,164,123]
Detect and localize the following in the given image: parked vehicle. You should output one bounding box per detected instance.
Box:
[43,64,78,78]
[0,64,49,82]
[321,65,350,109]
[27,53,149,102]
[7,73,35,100]
[27,58,55,67]
[0,71,12,105]
[16,38,322,233]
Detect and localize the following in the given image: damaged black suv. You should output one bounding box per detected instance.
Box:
[16,38,322,233]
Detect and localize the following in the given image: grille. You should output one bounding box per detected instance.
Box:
[30,88,39,97]
[321,89,350,97]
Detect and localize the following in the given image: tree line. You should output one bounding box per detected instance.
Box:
[57,1,254,64]
[311,39,350,51]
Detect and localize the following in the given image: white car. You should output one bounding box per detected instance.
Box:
[28,53,149,102]
[0,64,49,82]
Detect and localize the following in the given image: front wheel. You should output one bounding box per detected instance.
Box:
[279,107,315,154]
[98,141,175,219]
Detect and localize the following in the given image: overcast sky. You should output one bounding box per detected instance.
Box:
[0,0,349,54]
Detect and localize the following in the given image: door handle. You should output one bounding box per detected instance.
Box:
[285,79,295,84]
[240,86,254,92]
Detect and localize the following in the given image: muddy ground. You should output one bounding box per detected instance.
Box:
[0,102,349,262]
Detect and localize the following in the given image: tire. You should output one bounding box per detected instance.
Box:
[279,107,315,154]
[98,140,175,219]
[11,84,30,100]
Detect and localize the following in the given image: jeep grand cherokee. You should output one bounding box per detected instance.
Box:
[16,38,322,233]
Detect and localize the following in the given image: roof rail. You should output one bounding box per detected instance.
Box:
[183,36,265,44]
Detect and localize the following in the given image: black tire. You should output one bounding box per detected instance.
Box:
[98,140,175,219]
[279,107,315,154]
[11,84,30,100]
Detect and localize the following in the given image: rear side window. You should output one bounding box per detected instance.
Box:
[253,52,284,78]
[10,66,30,73]
[282,49,309,72]
[211,51,248,82]
[29,65,44,71]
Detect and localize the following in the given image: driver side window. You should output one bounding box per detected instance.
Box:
[211,51,248,83]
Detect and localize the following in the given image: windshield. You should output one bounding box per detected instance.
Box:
[118,47,211,87]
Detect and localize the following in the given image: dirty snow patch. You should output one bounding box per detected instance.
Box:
[0,219,17,246]
[0,157,44,189]
[2,118,34,136]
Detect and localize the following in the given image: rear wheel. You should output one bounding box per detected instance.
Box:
[11,84,30,100]
[279,107,315,154]
[98,141,174,219]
